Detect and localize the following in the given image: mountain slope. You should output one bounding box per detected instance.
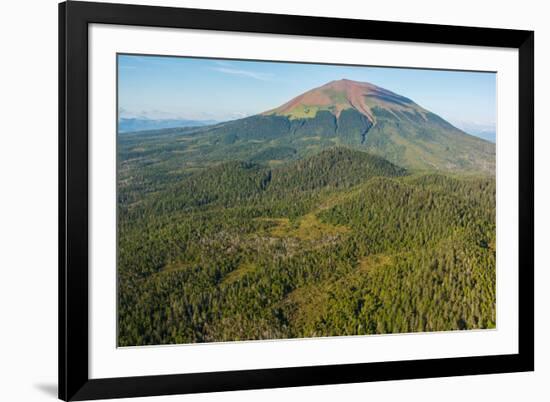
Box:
[122,147,406,216]
[119,79,495,173]
[270,147,406,192]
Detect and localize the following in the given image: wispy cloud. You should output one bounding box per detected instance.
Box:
[210,66,273,81]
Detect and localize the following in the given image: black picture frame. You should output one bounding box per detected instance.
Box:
[59,1,534,400]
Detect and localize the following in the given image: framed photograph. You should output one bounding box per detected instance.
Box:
[59,1,534,400]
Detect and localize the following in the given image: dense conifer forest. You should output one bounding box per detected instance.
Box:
[117,143,496,346]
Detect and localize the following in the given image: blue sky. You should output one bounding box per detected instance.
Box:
[118,54,496,132]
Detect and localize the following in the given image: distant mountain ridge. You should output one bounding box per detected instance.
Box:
[451,120,496,143]
[118,117,217,133]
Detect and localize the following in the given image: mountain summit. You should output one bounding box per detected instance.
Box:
[264,79,425,123]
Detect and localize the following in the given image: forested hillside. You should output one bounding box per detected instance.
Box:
[117,146,495,346]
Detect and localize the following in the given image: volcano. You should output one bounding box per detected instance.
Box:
[126,79,495,173]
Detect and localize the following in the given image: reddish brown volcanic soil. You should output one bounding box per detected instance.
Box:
[267,79,384,120]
